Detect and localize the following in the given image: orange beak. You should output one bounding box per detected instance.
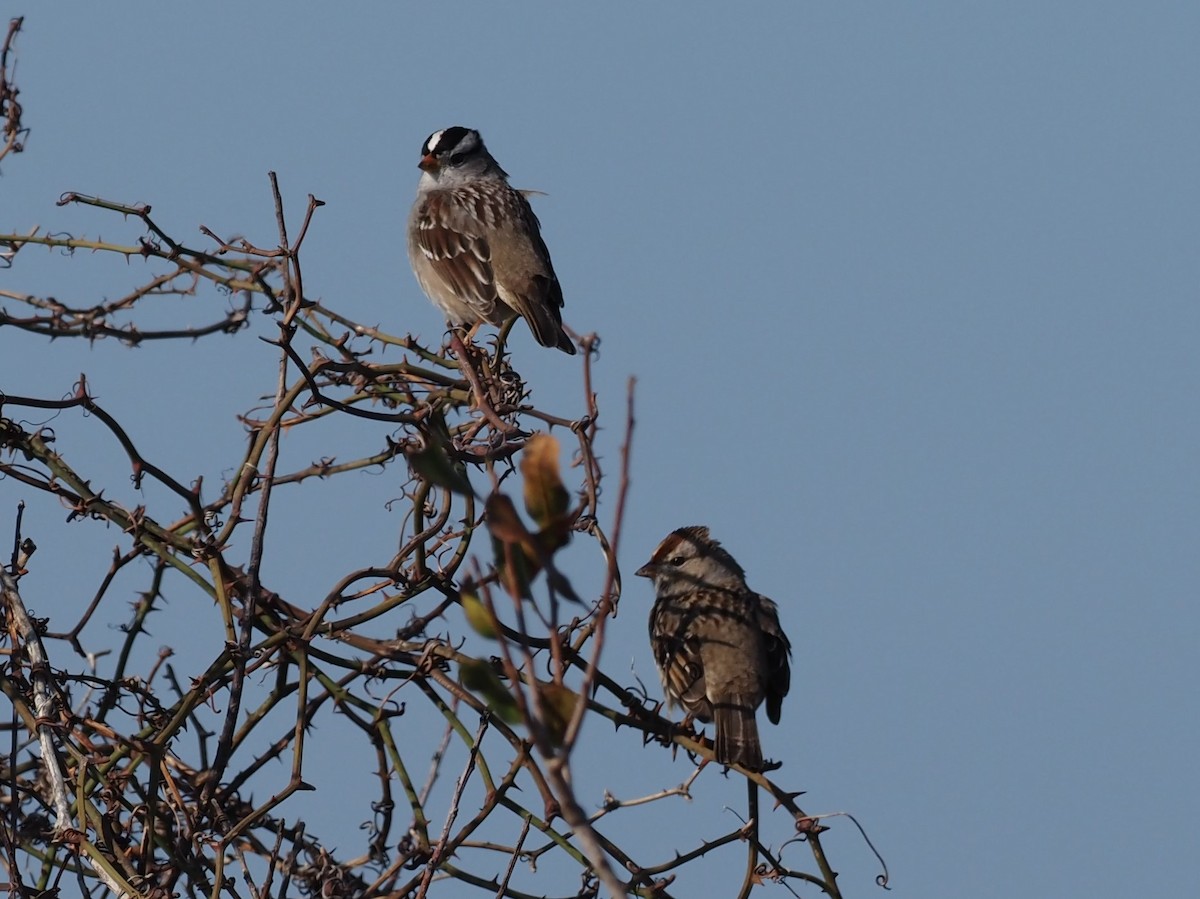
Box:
[418,154,439,172]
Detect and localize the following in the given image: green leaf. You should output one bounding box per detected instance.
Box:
[461,590,499,639]
[406,443,473,496]
[459,658,521,724]
[406,412,474,495]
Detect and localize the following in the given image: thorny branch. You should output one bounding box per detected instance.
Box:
[2,165,885,899]
[0,17,25,166]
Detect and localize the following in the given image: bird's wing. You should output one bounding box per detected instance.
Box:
[650,598,712,718]
[412,188,501,322]
[757,594,792,724]
[492,191,572,352]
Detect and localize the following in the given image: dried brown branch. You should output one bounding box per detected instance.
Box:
[0,17,26,165]
[0,170,881,899]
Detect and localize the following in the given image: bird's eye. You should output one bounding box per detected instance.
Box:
[669,555,686,567]
[449,152,466,164]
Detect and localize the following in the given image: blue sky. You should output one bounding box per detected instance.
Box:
[3,4,1198,896]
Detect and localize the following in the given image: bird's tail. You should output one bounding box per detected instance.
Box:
[714,698,763,771]
[518,276,576,354]
[523,306,576,354]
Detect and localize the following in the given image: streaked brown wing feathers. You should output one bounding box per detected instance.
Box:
[414,191,499,317]
[650,598,712,718]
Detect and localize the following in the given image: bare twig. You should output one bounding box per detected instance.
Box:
[0,174,873,899]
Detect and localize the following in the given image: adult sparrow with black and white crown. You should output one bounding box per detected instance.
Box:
[407,126,575,354]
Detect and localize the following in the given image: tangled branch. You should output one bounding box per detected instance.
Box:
[2,141,883,899]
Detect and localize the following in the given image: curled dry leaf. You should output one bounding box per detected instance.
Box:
[520,433,570,529]
[485,492,540,598]
[537,681,582,748]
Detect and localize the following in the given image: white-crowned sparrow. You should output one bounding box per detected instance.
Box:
[407,126,575,354]
[636,526,792,771]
